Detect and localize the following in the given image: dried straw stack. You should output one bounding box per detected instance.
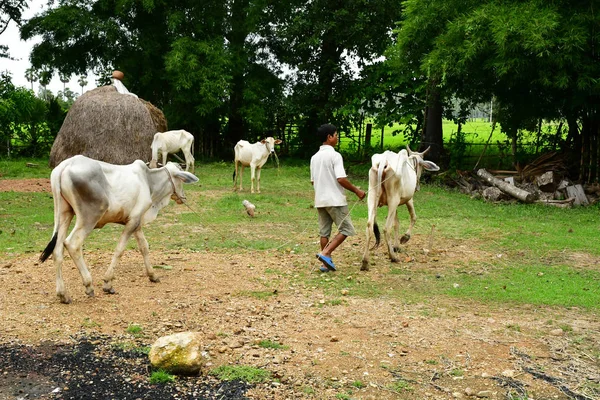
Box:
[49,85,167,167]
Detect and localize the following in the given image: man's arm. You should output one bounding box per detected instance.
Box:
[337,177,366,200]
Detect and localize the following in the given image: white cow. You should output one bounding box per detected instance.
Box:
[233,137,282,193]
[361,146,439,270]
[149,130,195,173]
[39,155,198,304]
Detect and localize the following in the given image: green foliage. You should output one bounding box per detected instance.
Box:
[209,365,271,383]
[126,324,144,337]
[148,369,175,384]
[257,340,289,350]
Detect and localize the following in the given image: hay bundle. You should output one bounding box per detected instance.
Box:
[49,86,168,167]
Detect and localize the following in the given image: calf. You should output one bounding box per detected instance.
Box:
[39,155,198,304]
[361,147,439,270]
[149,130,195,173]
[233,137,282,193]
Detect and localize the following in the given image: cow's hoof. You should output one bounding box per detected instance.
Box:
[58,294,72,304]
[85,288,95,297]
[103,286,116,294]
[149,276,160,283]
[360,261,370,271]
[400,235,411,244]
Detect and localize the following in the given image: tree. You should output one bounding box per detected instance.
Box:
[0,0,28,58]
[24,67,37,91]
[397,0,600,180]
[21,0,286,157]
[77,75,87,95]
[262,0,403,154]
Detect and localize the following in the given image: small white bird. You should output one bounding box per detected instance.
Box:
[242,199,256,217]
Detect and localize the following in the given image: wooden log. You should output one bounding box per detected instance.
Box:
[477,168,537,203]
[536,197,575,208]
[565,184,589,206]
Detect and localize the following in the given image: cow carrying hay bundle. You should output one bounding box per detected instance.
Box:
[49,86,168,167]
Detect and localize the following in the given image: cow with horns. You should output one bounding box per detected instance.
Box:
[361,146,440,271]
[39,155,198,304]
[233,137,282,193]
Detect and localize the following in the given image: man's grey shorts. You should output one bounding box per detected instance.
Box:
[317,205,356,237]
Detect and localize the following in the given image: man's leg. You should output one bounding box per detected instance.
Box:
[320,233,347,258]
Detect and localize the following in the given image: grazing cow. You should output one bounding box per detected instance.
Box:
[233,137,282,193]
[39,155,199,304]
[361,146,439,270]
[149,130,195,173]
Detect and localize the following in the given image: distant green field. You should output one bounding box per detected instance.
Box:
[339,119,560,170]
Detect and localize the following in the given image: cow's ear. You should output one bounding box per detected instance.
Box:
[261,139,267,144]
[420,160,440,172]
[275,139,282,144]
[175,171,199,183]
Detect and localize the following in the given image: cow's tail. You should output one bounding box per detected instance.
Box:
[40,233,57,263]
[373,160,386,247]
[40,163,65,263]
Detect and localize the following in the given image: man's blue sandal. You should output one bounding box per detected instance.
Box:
[319,266,329,273]
[317,254,336,271]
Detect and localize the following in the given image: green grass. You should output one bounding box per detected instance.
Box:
[1,157,600,311]
[126,324,144,337]
[209,365,271,383]
[447,264,600,309]
[148,369,175,384]
[257,340,289,350]
[0,158,52,179]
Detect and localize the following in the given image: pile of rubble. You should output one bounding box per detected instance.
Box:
[449,153,599,207]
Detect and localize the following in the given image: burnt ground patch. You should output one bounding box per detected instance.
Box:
[0,335,251,400]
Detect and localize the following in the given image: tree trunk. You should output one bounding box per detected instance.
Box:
[421,84,443,163]
[225,0,249,149]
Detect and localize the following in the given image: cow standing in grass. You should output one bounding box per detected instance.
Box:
[361,147,439,270]
[233,137,282,193]
[149,130,195,173]
[39,155,198,304]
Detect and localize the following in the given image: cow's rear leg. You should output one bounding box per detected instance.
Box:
[133,229,160,283]
[361,223,373,271]
[55,208,75,303]
[384,209,400,262]
[103,223,137,294]
[400,199,417,244]
[64,222,95,300]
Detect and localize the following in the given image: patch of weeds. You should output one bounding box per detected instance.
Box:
[112,341,150,355]
[318,298,346,307]
[336,392,352,400]
[302,385,315,395]
[450,369,464,377]
[81,317,100,328]
[352,380,365,389]
[340,351,350,356]
[425,359,438,365]
[149,369,175,384]
[126,323,144,337]
[239,290,278,300]
[559,324,573,332]
[209,365,271,383]
[388,379,413,392]
[506,324,521,332]
[258,340,289,350]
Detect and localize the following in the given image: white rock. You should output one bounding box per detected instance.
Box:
[148,331,206,375]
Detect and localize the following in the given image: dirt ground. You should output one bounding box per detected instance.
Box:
[0,178,599,399]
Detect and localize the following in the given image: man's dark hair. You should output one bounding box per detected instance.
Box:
[317,123,337,143]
